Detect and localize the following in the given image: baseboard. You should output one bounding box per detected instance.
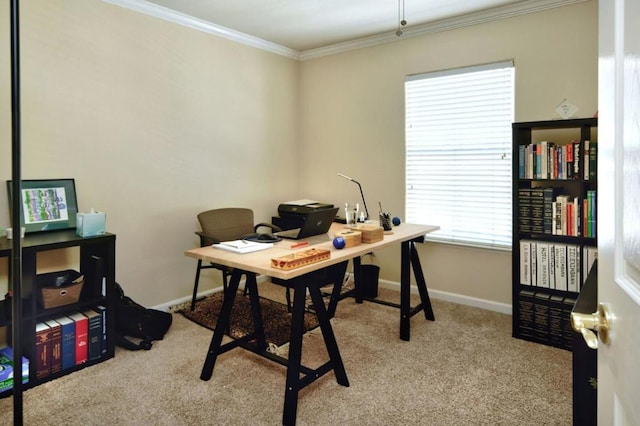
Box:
[159,275,269,312]
[378,279,512,315]
[159,276,511,315]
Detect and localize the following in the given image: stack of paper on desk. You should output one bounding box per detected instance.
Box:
[213,240,274,254]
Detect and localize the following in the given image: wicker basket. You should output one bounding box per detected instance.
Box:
[37,270,84,309]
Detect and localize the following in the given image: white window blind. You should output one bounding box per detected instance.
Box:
[405,61,514,249]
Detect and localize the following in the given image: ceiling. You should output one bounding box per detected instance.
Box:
[136,0,549,52]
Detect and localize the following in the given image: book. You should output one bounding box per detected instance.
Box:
[567,244,580,292]
[573,140,581,178]
[518,189,532,233]
[529,189,545,234]
[526,144,534,179]
[548,295,565,347]
[519,240,531,285]
[554,244,568,291]
[83,309,102,361]
[44,320,63,375]
[572,197,580,236]
[583,246,598,283]
[542,188,555,234]
[35,322,52,379]
[68,312,89,365]
[530,242,537,286]
[212,240,274,254]
[94,305,108,354]
[565,142,574,179]
[537,243,550,288]
[555,194,571,236]
[53,315,76,371]
[0,347,29,391]
[588,141,597,180]
[518,290,535,338]
[583,140,591,179]
[548,244,556,289]
[586,190,597,238]
[533,292,550,343]
[540,141,548,178]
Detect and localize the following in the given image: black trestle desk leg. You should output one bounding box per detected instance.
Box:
[308,284,349,387]
[191,259,203,311]
[400,241,411,341]
[200,269,242,381]
[283,284,307,426]
[411,241,435,321]
[245,272,267,350]
[353,256,363,304]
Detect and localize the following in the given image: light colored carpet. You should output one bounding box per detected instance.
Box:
[0,284,572,425]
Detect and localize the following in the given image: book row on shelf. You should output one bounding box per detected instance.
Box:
[518,139,597,180]
[518,289,574,350]
[520,241,598,292]
[32,306,107,385]
[518,188,597,237]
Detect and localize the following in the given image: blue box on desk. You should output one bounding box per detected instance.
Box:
[0,346,29,392]
[76,210,106,237]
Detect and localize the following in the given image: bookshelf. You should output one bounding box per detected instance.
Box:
[0,231,116,396]
[512,118,597,350]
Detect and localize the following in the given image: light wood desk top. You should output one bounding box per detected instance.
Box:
[185,222,439,280]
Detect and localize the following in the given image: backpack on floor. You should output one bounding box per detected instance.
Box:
[114,282,173,351]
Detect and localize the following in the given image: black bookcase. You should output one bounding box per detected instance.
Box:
[512,117,597,350]
[0,230,116,396]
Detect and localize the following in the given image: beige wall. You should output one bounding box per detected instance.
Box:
[0,0,300,305]
[0,1,597,309]
[298,1,597,306]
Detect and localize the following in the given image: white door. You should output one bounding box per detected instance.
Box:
[597,0,640,423]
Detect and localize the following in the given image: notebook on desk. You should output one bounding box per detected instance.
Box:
[275,207,339,240]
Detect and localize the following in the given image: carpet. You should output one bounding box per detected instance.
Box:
[179,291,319,347]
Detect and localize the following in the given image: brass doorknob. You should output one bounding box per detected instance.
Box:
[571,303,611,349]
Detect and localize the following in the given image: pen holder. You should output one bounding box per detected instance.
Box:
[379,213,392,231]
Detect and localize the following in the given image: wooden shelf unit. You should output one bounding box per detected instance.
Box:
[0,230,116,396]
[511,117,597,350]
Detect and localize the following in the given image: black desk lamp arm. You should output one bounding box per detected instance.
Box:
[352,179,369,221]
[338,173,370,221]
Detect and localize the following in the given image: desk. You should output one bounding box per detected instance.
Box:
[184,222,439,425]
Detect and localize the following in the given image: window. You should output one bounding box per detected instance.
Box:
[405,61,514,249]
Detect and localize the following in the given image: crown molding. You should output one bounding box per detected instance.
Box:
[299,0,589,60]
[104,0,588,62]
[102,0,301,60]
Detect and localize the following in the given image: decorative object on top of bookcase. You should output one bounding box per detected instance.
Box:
[5,179,79,234]
[512,117,597,350]
[555,99,579,119]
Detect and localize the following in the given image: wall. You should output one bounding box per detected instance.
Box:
[298,1,598,307]
[0,1,597,310]
[0,0,300,306]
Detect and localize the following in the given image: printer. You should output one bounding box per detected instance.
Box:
[272,200,335,231]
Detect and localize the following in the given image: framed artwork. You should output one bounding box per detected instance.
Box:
[6,179,79,233]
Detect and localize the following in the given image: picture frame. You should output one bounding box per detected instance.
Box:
[6,179,79,233]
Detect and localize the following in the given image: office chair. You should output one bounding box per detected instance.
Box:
[191,207,281,311]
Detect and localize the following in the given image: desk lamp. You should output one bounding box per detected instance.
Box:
[338,173,369,221]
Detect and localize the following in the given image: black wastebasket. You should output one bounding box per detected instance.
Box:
[360,264,380,298]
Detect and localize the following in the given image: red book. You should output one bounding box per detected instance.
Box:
[566,203,573,236]
[68,312,89,365]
